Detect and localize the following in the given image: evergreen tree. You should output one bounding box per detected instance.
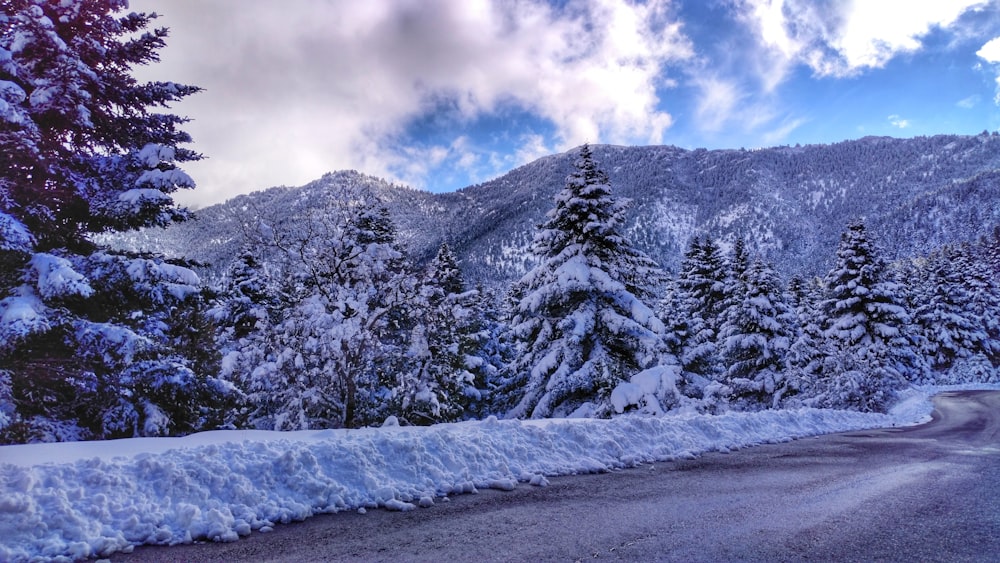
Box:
[209,248,284,427]
[956,241,1000,365]
[718,257,797,409]
[672,236,727,380]
[214,249,278,340]
[0,1,219,442]
[785,275,828,395]
[390,243,494,424]
[909,247,988,373]
[502,145,667,419]
[724,238,751,303]
[813,220,922,412]
[678,236,729,326]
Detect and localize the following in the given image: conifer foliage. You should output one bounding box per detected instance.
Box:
[389,243,493,424]
[502,145,666,419]
[672,236,727,380]
[719,258,797,408]
[0,1,217,442]
[811,220,922,411]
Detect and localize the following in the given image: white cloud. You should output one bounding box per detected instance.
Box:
[736,0,989,81]
[888,114,910,128]
[513,134,555,168]
[692,77,742,133]
[977,36,1000,104]
[689,73,781,137]
[761,117,807,145]
[957,94,981,108]
[977,36,1000,62]
[131,0,692,206]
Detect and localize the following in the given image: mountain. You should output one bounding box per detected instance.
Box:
[106,133,1000,288]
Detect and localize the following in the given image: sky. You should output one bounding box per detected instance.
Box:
[129,0,1000,208]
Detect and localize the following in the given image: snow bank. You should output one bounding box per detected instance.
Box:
[0,386,987,561]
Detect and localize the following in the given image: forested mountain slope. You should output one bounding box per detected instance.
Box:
[111,133,1000,284]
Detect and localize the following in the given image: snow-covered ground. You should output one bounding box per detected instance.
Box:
[2,384,998,562]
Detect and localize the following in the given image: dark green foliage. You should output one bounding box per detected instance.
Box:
[0,1,216,443]
[502,146,666,419]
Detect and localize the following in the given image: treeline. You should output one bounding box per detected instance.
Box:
[2,1,999,444]
[9,143,1000,443]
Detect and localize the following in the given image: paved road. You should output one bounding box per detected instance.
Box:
[116,390,1000,562]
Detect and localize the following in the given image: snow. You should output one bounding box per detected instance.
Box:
[29,253,93,299]
[2,385,992,561]
[135,168,195,190]
[135,144,175,168]
[0,80,27,125]
[0,287,48,339]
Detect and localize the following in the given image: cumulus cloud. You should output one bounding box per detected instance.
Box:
[736,0,989,82]
[977,36,1000,103]
[979,36,1000,61]
[132,0,692,206]
[888,114,910,128]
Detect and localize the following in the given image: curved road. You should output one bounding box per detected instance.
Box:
[117,390,1000,562]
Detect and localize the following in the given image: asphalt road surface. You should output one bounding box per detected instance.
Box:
[116,390,1000,562]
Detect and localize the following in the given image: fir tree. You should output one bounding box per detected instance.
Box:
[785,275,828,395]
[718,257,797,408]
[955,241,1000,365]
[0,1,218,442]
[909,247,988,372]
[672,236,727,380]
[813,220,922,412]
[390,243,493,424]
[502,145,667,419]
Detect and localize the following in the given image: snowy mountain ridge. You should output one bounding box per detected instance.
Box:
[112,133,1000,285]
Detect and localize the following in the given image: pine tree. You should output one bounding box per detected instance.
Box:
[502,145,667,419]
[672,236,727,380]
[785,275,828,396]
[956,241,1000,365]
[718,257,797,409]
[909,247,988,373]
[390,243,493,424]
[215,249,278,340]
[0,1,217,442]
[813,220,922,412]
[725,238,751,301]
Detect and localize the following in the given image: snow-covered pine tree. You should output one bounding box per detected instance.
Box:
[718,257,797,409]
[390,242,494,424]
[908,247,988,374]
[671,236,727,380]
[813,220,923,412]
[725,238,751,301]
[903,242,1000,383]
[955,240,1000,366]
[214,249,280,341]
[208,248,287,427]
[502,145,667,419]
[0,1,222,442]
[785,275,828,396]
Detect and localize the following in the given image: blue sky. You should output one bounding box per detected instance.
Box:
[132,0,1000,207]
